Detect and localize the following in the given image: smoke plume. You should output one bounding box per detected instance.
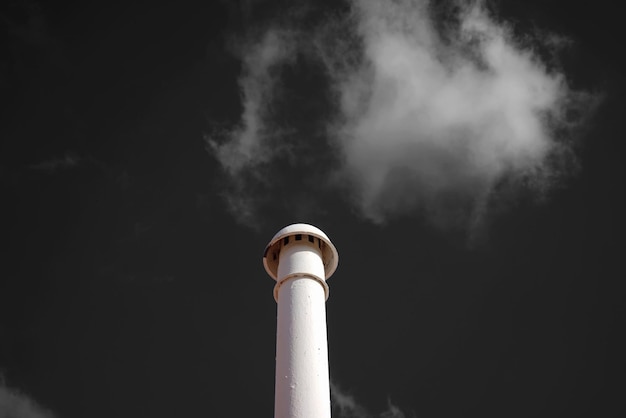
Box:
[208,0,590,229]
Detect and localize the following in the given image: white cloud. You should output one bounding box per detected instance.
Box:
[209,29,295,172]
[331,382,408,418]
[0,381,54,418]
[322,0,583,225]
[28,153,80,172]
[209,0,592,229]
[331,381,371,418]
[207,28,297,226]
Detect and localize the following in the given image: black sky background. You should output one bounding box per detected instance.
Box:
[1,0,625,417]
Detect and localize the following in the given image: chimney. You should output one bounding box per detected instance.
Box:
[263,224,339,418]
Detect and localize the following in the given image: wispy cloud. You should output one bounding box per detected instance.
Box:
[206,28,297,227]
[208,0,595,230]
[331,381,409,418]
[28,153,81,172]
[0,380,54,418]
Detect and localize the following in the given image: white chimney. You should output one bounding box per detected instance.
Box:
[263,223,339,418]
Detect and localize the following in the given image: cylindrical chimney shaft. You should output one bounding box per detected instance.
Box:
[263,224,339,418]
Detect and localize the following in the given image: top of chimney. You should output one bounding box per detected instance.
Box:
[263,223,339,281]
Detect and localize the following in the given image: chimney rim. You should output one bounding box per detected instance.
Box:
[263,223,339,281]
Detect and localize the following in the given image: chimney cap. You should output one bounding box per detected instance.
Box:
[263,223,339,281]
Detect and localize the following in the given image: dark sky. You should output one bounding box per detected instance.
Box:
[1,1,625,417]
